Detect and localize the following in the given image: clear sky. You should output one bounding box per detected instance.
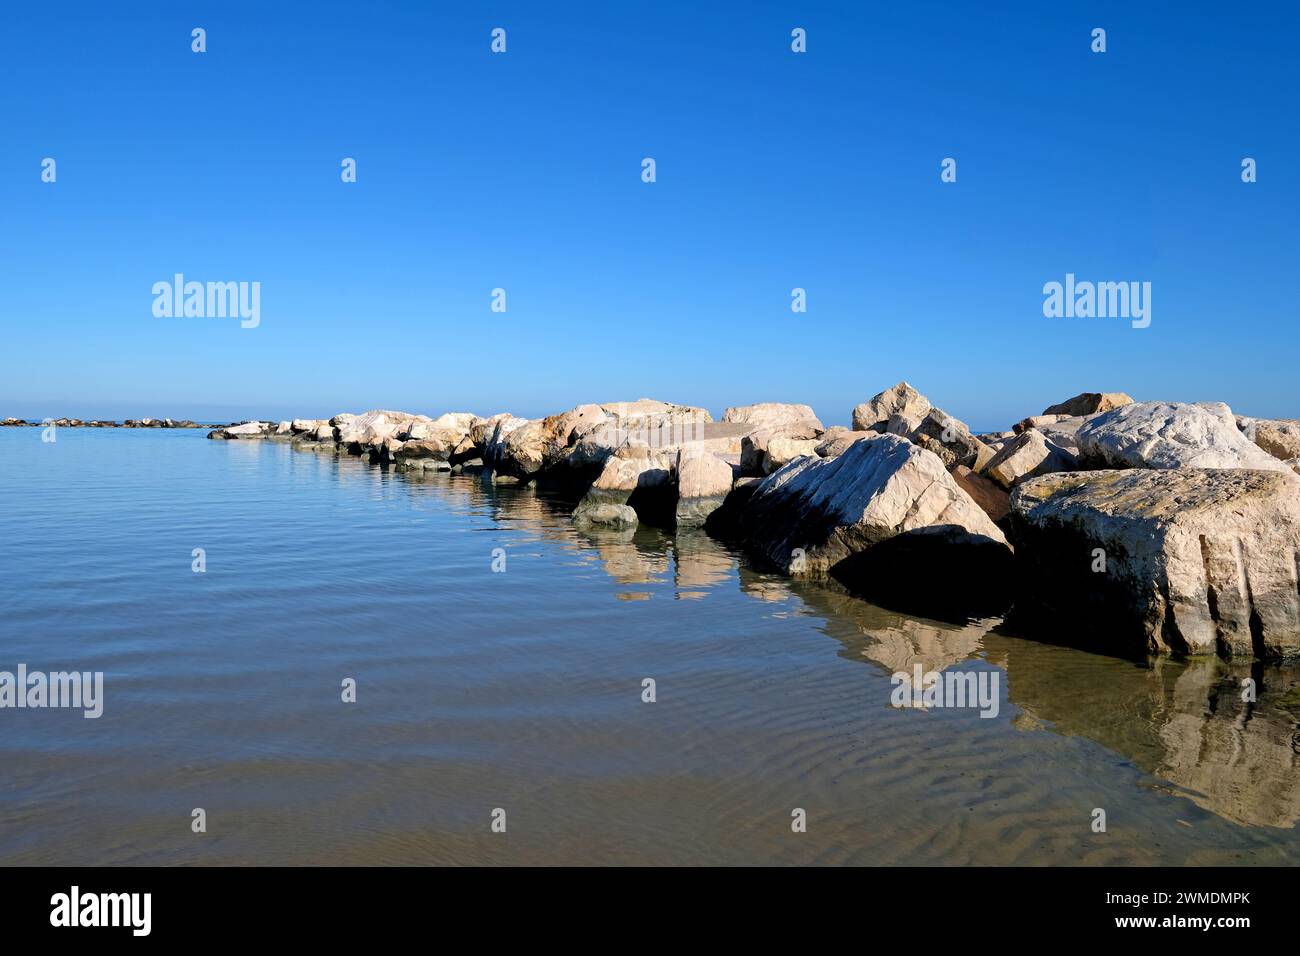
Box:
[2,1,1296,430]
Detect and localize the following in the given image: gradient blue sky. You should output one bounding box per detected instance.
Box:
[2,1,1296,430]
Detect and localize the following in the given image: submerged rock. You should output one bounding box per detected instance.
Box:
[1011,469,1300,659]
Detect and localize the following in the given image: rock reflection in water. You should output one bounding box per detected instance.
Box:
[983,634,1300,829]
[380,462,1300,830]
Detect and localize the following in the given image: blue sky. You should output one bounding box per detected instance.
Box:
[2,1,1296,430]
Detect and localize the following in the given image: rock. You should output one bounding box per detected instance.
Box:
[274,421,292,435]
[1011,469,1300,659]
[907,408,989,470]
[815,428,872,458]
[1041,391,1134,417]
[573,503,640,529]
[482,415,543,478]
[1247,419,1300,462]
[765,437,821,471]
[952,464,1011,524]
[983,430,1078,489]
[572,445,673,526]
[740,422,822,474]
[852,381,931,432]
[1076,401,1295,474]
[393,438,455,470]
[207,421,272,439]
[739,434,1012,617]
[722,403,822,431]
[1013,414,1065,434]
[675,450,735,529]
[312,423,337,442]
[291,418,326,433]
[337,409,417,447]
[885,411,925,437]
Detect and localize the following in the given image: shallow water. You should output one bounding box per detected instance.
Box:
[0,428,1297,865]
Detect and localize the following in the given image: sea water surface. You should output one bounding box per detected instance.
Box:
[1,427,1298,865]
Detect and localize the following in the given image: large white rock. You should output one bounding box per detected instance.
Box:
[1076,401,1295,473]
[207,421,272,439]
[337,409,419,447]
[851,381,932,432]
[739,434,1012,616]
[1011,469,1300,659]
[722,402,822,431]
[1041,391,1133,417]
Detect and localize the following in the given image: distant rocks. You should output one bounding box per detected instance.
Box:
[0,417,205,428]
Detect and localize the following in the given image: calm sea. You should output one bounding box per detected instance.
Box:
[1,427,1297,864]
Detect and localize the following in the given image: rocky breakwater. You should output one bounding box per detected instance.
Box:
[203,385,1300,661]
[2,418,209,428]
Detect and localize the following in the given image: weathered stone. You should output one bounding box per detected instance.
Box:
[572,445,673,525]
[675,449,735,529]
[573,503,640,529]
[765,436,821,471]
[1011,469,1300,659]
[851,381,931,432]
[908,408,988,470]
[337,409,417,447]
[1013,414,1065,434]
[1041,391,1134,417]
[207,421,272,439]
[739,434,1012,616]
[885,412,925,437]
[1076,401,1294,473]
[815,428,872,458]
[984,430,1078,489]
[1247,419,1300,462]
[740,421,822,474]
[722,403,822,431]
[952,464,1011,524]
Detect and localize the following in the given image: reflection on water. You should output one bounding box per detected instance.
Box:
[1,430,1298,865]
[389,451,1300,832]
